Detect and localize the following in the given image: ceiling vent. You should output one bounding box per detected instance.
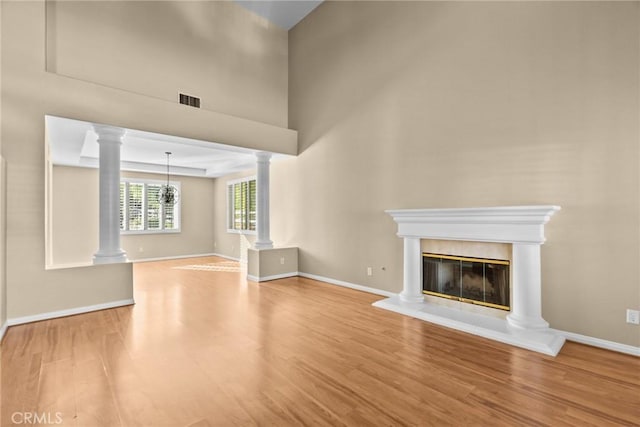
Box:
[179,93,200,108]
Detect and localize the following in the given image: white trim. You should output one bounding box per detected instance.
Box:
[212,253,242,262]
[45,261,95,270]
[47,253,232,266]
[122,229,181,236]
[0,321,8,343]
[121,177,181,186]
[131,253,219,263]
[247,272,299,282]
[551,329,640,357]
[298,272,396,298]
[226,229,257,236]
[7,298,135,326]
[386,205,561,244]
[226,175,257,186]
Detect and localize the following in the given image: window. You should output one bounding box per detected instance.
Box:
[227,176,256,233]
[120,178,180,233]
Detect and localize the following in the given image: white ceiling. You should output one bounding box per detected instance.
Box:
[234,0,323,30]
[46,116,288,178]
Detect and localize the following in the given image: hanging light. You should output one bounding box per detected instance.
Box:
[158,151,179,205]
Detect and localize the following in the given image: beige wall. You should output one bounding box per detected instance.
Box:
[248,247,298,279]
[1,1,289,320]
[280,1,640,346]
[50,166,216,265]
[46,0,288,128]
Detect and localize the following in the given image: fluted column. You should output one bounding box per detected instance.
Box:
[93,124,127,264]
[254,151,273,249]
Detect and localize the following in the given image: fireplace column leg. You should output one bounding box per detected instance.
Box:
[400,237,424,303]
[507,243,549,330]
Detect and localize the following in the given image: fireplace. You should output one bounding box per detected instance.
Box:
[423,253,510,311]
[374,206,565,356]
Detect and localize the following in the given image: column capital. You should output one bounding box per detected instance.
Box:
[93,124,126,144]
[255,151,272,162]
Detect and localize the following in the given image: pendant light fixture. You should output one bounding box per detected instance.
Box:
[158,151,179,205]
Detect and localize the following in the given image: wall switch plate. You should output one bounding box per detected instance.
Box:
[280,257,285,265]
[626,309,640,325]
[367,267,372,276]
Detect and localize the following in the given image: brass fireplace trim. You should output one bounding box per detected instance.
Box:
[422,253,510,311]
[422,253,510,265]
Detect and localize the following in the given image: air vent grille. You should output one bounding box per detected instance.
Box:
[179,93,200,108]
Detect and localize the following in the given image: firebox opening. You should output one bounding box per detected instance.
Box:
[422,253,510,311]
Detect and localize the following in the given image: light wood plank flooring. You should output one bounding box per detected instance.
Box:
[2,256,639,426]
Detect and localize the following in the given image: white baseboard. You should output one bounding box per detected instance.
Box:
[0,320,8,343]
[298,272,396,298]
[7,298,135,326]
[247,272,299,283]
[551,329,640,357]
[132,253,219,263]
[212,253,243,262]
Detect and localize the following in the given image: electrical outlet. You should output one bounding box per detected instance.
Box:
[280,257,285,265]
[214,242,217,248]
[626,309,640,325]
[138,247,144,253]
[367,267,372,276]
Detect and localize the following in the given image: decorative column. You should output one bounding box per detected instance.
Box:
[254,151,273,249]
[93,124,127,264]
[506,243,548,330]
[399,237,424,303]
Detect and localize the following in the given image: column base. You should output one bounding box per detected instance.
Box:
[254,240,274,250]
[506,313,550,330]
[399,292,424,303]
[93,250,128,265]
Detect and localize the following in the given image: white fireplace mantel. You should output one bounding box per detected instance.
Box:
[374,205,565,356]
[386,205,559,244]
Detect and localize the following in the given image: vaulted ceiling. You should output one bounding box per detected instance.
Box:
[234,0,323,30]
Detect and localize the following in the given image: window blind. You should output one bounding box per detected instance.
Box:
[119,180,180,233]
[228,177,256,232]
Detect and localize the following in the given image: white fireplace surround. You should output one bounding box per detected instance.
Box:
[373,205,565,356]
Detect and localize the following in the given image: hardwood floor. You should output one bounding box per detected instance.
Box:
[2,256,639,426]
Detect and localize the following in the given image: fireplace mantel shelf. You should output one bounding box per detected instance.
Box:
[377,205,564,356]
[386,205,560,244]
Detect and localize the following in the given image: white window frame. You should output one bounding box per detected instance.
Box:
[120,177,181,235]
[226,175,257,235]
